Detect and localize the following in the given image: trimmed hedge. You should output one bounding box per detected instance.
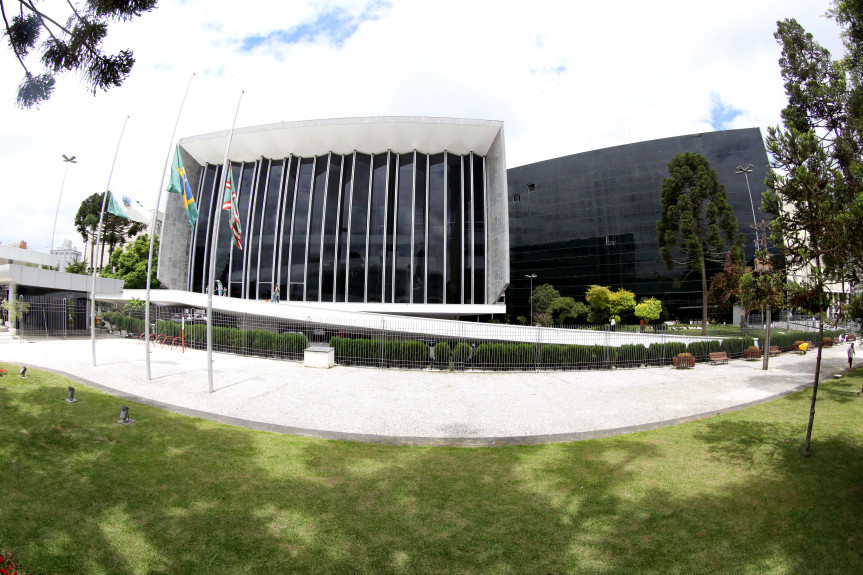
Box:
[172,322,307,359]
[102,311,144,335]
[686,340,722,362]
[107,316,839,371]
[762,330,842,352]
[434,341,452,367]
[330,336,429,368]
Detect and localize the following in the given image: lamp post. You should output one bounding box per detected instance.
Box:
[737,164,772,370]
[50,154,77,256]
[735,164,758,242]
[525,274,537,325]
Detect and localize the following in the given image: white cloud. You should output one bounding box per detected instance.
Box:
[0,0,845,252]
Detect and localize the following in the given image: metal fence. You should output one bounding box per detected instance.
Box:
[1,295,96,340]
[114,304,843,372]
[6,296,848,371]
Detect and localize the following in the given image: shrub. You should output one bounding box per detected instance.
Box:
[720,337,752,358]
[617,344,648,367]
[434,341,452,367]
[452,342,472,365]
[687,340,721,361]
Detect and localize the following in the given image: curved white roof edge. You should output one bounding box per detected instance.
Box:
[179,116,505,165]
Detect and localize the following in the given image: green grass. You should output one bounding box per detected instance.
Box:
[1,362,862,574]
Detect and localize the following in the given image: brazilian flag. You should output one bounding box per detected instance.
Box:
[167,146,198,229]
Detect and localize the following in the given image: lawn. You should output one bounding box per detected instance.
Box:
[1,362,862,574]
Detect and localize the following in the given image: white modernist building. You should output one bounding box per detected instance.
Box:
[158,116,510,318]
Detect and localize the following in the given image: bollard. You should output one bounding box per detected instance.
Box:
[65,386,78,403]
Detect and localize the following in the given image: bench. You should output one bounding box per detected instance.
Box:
[769,345,781,356]
[708,351,729,365]
[847,334,856,342]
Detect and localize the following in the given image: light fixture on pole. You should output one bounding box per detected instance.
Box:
[737,164,773,371]
[50,154,77,255]
[525,274,537,325]
[735,164,758,244]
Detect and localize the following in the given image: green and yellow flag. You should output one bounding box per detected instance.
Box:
[167,146,198,229]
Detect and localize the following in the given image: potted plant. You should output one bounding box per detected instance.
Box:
[744,345,762,360]
[672,352,695,368]
[821,337,833,348]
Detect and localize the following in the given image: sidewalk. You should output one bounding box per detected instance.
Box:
[0,338,850,445]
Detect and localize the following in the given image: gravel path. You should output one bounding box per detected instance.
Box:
[0,338,850,445]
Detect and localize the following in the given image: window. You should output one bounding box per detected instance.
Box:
[527,183,535,193]
[512,193,521,203]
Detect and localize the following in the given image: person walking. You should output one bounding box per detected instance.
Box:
[848,342,855,370]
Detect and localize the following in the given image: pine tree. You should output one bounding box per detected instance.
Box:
[2,0,156,108]
[657,152,744,335]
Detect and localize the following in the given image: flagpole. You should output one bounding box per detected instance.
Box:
[145,72,195,380]
[91,115,131,367]
[207,90,244,393]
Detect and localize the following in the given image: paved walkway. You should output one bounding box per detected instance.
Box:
[0,338,850,445]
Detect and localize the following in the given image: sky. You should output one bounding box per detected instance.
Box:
[0,0,847,255]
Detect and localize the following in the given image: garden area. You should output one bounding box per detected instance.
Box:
[1,362,862,574]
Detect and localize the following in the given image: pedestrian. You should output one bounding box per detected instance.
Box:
[273,283,280,303]
[848,342,855,370]
[609,317,616,332]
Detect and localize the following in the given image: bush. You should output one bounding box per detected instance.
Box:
[720,337,752,358]
[434,341,452,367]
[617,344,648,367]
[687,340,721,362]
[452,342,472,365]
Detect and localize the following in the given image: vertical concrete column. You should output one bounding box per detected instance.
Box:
[8,281,17,336]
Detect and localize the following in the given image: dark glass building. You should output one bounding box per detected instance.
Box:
[506,128,771,320]
[158,117,510,317]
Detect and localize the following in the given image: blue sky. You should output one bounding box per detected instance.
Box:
[0,0,846,251]
[240,1,391,51]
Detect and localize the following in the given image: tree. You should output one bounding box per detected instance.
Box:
[657,152,744,334]
[584,285,636,324]
[738,271,786,320]
[530,283,560,321]
[64,260,87,275]
[634,297,663,323]
[75,192,144,271]
[546,296,589,325]
[764,7,863,456]
[101,234,159,289]
[2,0,156,108]
[123,297,145,316]
[847,293,863,325]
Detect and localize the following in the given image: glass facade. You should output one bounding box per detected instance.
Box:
[188,150,488,305]
[506,128,771,320]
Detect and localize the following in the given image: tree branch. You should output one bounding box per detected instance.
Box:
[1,0,32,76]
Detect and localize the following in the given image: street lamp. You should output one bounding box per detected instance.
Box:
[51,154,77,256]
[736,163,773,370]
[735,164,758,244]
[525,274,537,325]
